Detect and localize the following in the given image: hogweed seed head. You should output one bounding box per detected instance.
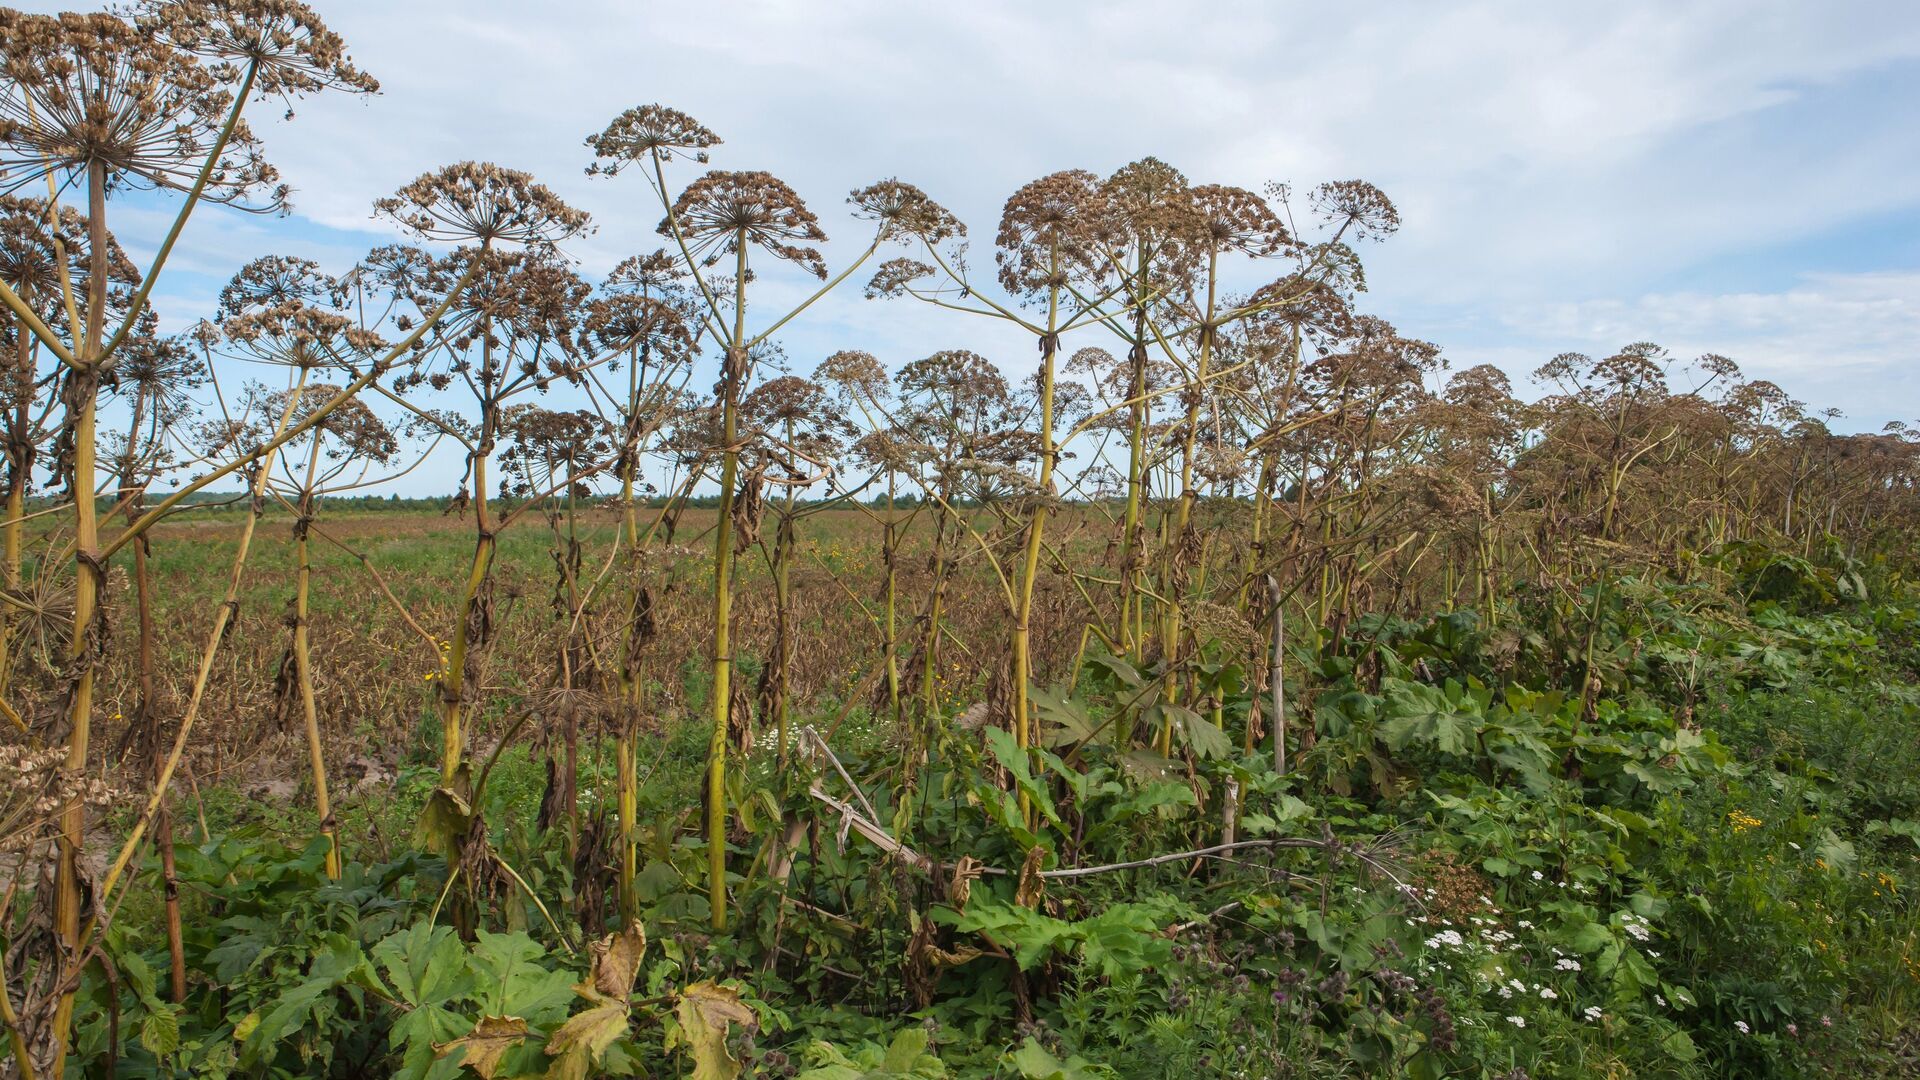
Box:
[865,257,935,300]
[586,104,721,173]
[0,8,281,208]
[995,169,1099,299]
[376,162,590,247]
[663,170,827,279]
[848,179,964,245]
[136,0,378,99]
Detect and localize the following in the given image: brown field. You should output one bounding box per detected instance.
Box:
[56,502,1130,794]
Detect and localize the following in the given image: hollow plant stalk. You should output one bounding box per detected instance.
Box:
[1010,249,1063,818]
[706,238,749,930]
[49,161,110,1072]
[294,431,341,878]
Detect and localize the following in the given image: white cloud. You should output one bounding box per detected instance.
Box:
[153,0,1920,285]
[1451,271,1919,426]
[11,0,1918,487]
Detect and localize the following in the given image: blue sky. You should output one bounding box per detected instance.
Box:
[20,0,1920,492]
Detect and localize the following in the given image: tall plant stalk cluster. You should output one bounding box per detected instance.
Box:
[0,4,1917,1079]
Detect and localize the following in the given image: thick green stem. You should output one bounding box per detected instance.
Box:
[48,160,109,1075]
[707,240,748,930]
[883,475,901,727]
[295,434,340,878]
[1011,252,1062,821]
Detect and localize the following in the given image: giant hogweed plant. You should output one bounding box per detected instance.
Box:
[588,104,963,928]
[0,7,1913,1077]
[0,2,388,1069]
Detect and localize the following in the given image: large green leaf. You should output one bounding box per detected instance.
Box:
[983,726,1061,827]
[1084,652,1147,690]
[470,930,574,1025]
[1008,1038,1106,1079]
[375,921,473,1009]
[1029,682,1098,746]
[1154,703,1232,760]
[1379,680,1476,754]
[241,978,334,1062]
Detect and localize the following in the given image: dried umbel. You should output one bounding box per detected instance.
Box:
[498,405,608,497]
[1725,377,1803,432]
[660,397,723,462]
[1184,600,1257,652]
[218,253,334,318]
[662,170,827,279]
[849,179,964,245]
[605,249,689,297]
[742,375,851,476]
[223,298,385,369]
[1310,179,1401,242]
[1065,343,1177,420]
[1062,345,1121,399]
[585,104,721,172]
[1188,184,1292,259]
[865,257,935,300]
[850,427,917,472]
[897,348,1011,423]
[1192,435,1251,489]
[1094,156,1202,278]
[501,404,604,458]
[1591,342,1670,397]
[581,291,694,362]
[814,348,889,406]
[1424,364,1527,473]
[1241,273,1356,352]
[356,243,446,303]
[1101,156,1190,223]
[1308,316,1442,419]
[425,247,587,364]
[1442,363,1517,413]
[272,382,399,462]
[136,0,378,99]
[1028,369,1092,426]
[376,162,591,246]
[0,743,119,852]
[0,9,279,206]
[0,194,137,319]
[104,330,202,418]
[1537,342,1670,402]
[995,170,1099,298]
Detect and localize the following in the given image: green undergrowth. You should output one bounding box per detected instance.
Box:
[69,546,1920,1079]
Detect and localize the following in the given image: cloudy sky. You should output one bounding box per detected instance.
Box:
[24,0,1920,491]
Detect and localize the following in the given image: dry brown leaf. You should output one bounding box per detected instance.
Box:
[1014,845,1047,909]
[590,919,647,998]
[435,1015,531,1080]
